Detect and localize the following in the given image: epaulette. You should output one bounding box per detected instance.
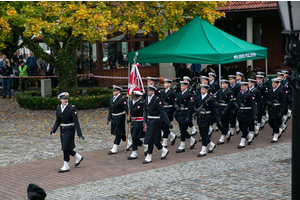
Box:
[156,96,159,99]
[72,105,75,107]
[140,100,143,104]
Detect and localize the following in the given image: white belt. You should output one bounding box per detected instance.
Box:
[240,107,251,110]
[164,105,173,108]
[147,116,160,119]
[180,107,188,110]
[273,103,280,106]
[61,123,74,127]
[112,111,125,116]
[220,103,227,106]
[199,111,211,114]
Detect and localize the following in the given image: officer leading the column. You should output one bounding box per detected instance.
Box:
[50,92,84,173]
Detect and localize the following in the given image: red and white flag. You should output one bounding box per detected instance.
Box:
[127,63,145,95]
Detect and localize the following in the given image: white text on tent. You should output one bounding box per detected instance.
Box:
[233,53,257,60]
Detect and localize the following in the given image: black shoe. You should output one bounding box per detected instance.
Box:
[237,145,245,149]
[142,160,151,164]
[208,134,212,139]
[191,131,198,136]
[208,144,216,153]
[236,130,240,134]
[127,156,137,160]
[190,140,197,149]
[217,141,224,145]
[226,135,231,142]
[108,151,117,155]
[126,144,132,151]
[144,152,147,156]
[74,157,83,166]
[2,96,6,99]
[197,153,206,157]
[171,135,177,146]
[58,169,70,173]
[176,148,185,153]
[199,138,202,142]
[271,140,278,143]
[178,134,181,139]
[161,150,169,160]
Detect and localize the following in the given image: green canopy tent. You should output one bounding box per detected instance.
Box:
[128,15,268,80]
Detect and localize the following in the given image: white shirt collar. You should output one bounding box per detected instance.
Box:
[61,103,68,111]
[273,84,281,92]
[133,97,141,105]
[210,80,214,85]
[201,93,208,99]
[113,93,120,101]
[182,89,187,95]
[165,88,170,93]
[249,86,255,91]
[148,94,154,103]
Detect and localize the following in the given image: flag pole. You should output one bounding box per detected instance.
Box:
[125,52,138,153]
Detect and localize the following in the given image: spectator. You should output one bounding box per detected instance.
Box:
[199,65,216,77]
[245,65,256,80]
[19,61,29,92]
[0,55,7,68]
[26,52,37,76]
[176,63,193,80]
[43,59,55,88]
[11,58,19,92]
[12,50,23,64]
[27,183,47,200]
[37,58,45,76]
[1,61,12,98]
[228,63,239,76]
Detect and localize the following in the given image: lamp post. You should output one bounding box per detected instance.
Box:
[277,1,300,199]
[89,43,94,88]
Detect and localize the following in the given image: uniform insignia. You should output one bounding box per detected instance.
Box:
[159,101,162,105]
[286,91,288,94]
[210,92,212,95]
[265,87,268,90]
[175,98,177,101]
[190,97,193,100]
[74,111,77,115]
[72,105,75,107]
[124,101,127,104]
[252,96,255,100]
[231,95,233,98]
[158,90,161,93]
[156,96,159,99]
[193,91,195,93]
[137,105,140,109]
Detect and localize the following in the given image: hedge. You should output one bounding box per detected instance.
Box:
[16,90,113,110]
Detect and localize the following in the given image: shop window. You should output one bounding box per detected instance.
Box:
[82,43,97,69]
[103,41,128,69]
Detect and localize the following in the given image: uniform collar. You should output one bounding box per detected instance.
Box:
[201,93,208,99]
[182,89,187,95]
[273,84,281,92]
[165,88,170,93]
[133,97,141,105]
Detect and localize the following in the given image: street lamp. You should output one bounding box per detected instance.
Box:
[277,1,300,199]
[89,43,94,88]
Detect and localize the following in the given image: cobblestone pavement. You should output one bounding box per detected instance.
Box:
[32,143,291,200]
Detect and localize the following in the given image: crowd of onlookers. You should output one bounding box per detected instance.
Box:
[0,50,57,98]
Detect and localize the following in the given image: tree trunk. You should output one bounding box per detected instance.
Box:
[56,36,81,96]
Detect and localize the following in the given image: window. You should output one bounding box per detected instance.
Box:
[82,43,97,69]
[103,41,128,70]
[253,23,262,46]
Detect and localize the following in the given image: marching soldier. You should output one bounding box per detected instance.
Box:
[216,79,233,145]
[174,81,197,153]
[107,85,132,155]
[228,75,240,135]
[236,82,258,149]
[266,78,286,143]
[256,72,270,128]
[256,74,269,130]
[208,72,220,94]
[142,77,161,100]
[248,79,263,137]
[281,70,292,119]
[194,84,222,157]
[278,70,291,129]
[182,76,198,136]
[50,92,85,173]
[197,76,209,95]
[161,79,177,147]
[143,85,171,164]
[127,91,144,160]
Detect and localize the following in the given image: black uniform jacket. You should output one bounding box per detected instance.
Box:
[249,86,263,113]
[256,81,269,109]
[267,86,286,119]
[130,98,144,140]
[107,95,128,136]
[236,90,258,121]
[52,104,82,151]
[216,87,234,120]
[160,88,176,122]
[194,93,221,128]
[209,80,220,94]
[174,89,194,124]
[144,95,170,144]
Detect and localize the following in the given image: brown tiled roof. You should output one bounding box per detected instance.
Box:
[217,1,278,11]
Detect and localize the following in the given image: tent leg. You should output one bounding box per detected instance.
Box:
[265,58,268,77]
[218,64,221,87]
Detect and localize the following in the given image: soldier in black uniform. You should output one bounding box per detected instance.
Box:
[127,91,144,160]
[266,78,286,143]
[228,75,240,135]
[278,71,291,130]
[281,70,292,119]
[174,81,197,153]
[161,79,177,147]
[143,85,171,164]
[107,85,131,155]
[142,77,161,100]
[208,72,220,135]
[248,79,263,137]
[183,76,198,136]
[255,74,269,130]
[194,84,222,157]
[216,80,233,145]
[256,71,270,128]
[197,76,209,95]
[50,92,85,173]
[236,82,258,149]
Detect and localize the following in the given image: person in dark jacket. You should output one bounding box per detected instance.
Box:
[143,85,171,164]
[26,52,37,76]
[176,63,193,81]
[1,61,12,98]
[50,92,85,173]
[107,85,131,155]
[27,183,47,200]
[127,91,144,160]
[236,82,258,149]
[194,84,221,157]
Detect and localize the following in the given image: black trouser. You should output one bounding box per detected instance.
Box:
[199,126,210,146]
[230,112,237,128]
[221,119,230,135]
[63,150,76,162]
[162,121,170,138]
[269,118,281,134]
[132,139,143,151]
[249,119,255,131]
[147,142,163,154]
[257,112,263,123]
[179,123,191,141]
[114,135,126,145]
[239,120,251,138]
[188,120,194,128]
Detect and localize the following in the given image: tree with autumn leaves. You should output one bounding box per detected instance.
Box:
[0,1,226,95]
